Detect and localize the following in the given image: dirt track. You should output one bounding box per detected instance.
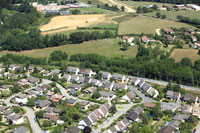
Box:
[40,14,113,34]
[100,0,136,12]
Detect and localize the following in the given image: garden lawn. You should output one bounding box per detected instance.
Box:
[118,16,194,35]
[0,39,138,58]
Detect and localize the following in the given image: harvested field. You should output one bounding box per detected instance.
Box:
[40,14,114,34]
[170,49,200,63]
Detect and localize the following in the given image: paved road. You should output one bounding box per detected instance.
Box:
[3,79,51,133]
[129,76,200,92]
[94,103,135,133]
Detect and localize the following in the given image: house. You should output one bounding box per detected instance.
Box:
[165,35,174,43]
[27,77,39,85]
[165,28,174,34]
[192,106,200,118]
[90,79,102,87]
[68,84,82,91]
[79,68,93,77]
[42,70,51,77]
[182,104,193,114]
[146,88,159,98]
[113,83,128,91]
[108,126,117,133]
[0,85,10,92]
[66,126,80,133]
[83,87,97,95]
[116,121,126,131]
[78,101,91,110]
[61,74,71,82]
[51,94,65,102]
[32,87,43,95]
[17,79,31,86]
[7,115,24,124]
[11,126,28,133]
[141,36,149,43]
[36,67,44,73]
[159,125,175,133]
[0,106,9,112]
[50,69,62,78]
[15,94,28,104]
[36,100,51,109]
[8,65,17,71]
[188,28,195,34]
[100,71,112,80]
[25,90,37,98]
[143,102,155,108]
[78,116,92,129]
[67,66,80,75]
[182,93,198,103]
[88,112,97,124]
[122,35,129,42]
[161,102,178,112]
[126,111,139,122]
[43,113,60,123]
[99,91,116,101]
[45,107,61,114]
[98,105,109,117]
[67,98,77,106]
[137,79,145,88]
[194,42,200,48]
[168,120,181,130]
[112,73,126,82]
[166,91,181,101]
[70,75,79,82]
[132,78,140,86]
[3,110,15,118]
[83,77,92,84]
[121,117,131,127]
[28,66,34,73]
[103,82,114,91]
[6,73,18,79]
[121,91,135,102]
[93,109,102,119]
[191,35,197,42]
[76,76,85,84]
[46,91,56,98]
[173,113,189,122]
[130,106,144,114]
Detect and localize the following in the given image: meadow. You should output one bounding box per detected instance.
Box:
[118,16,194,35]
[0,39,138,58]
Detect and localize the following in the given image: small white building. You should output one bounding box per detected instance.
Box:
[15,94,28,104]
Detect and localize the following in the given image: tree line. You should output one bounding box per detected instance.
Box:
[120,0,200,5]
[177,15,200,27]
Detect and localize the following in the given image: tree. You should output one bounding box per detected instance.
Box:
[43,120,52,127]
[121,6,125,11]
[36,110,45,118]
[141,113,148,124]
[194,59,200,71]
[161,14,166,19]
[26,99,35,107]
[181,57,192,67]
[130,122,139,133]
[12,106,22,114]
[71,9,81,15]
[73,114,80,120]
[156,12,161,18]
[92,92,101,99]
[198,49,200,55]
[52,126,62,133]
[152,102,162,120]
[109,104,117,113]
[49,50,68,62]
[1,90,9,97]
[83,126,91,133]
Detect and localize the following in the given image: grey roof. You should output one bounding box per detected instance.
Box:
[0,85,10,90]
[159,126,175,133]
[161,102,177,111]
[66,126,80,133]
[138,79,145,86]
[83,116,92,127]
[7,114,22,121]
[16,94,27,99]
[68,84,81,89]
[51,69,61,74]
[110,126,117,132]
[32,87,42,92]
[38,100,51,108]
[68,98,76,104]
[112,73,125,80]
[122,117,131,127]
[88,112,97,123]
[173,114,189,121]
[103,102,111,110]
[132,78,140,84]
[67,66,79,73]
[113,83,127,90]
[183,93,198,102]
[100,71,111,79]
[25,90,37,95]
[77,76,85,83]
[3,110,14,116]
[45,107,61,114]
[168,120,180,128]
[99,91,115,97]
[79,68,92,75]
[126,112,139,121]
[0,106,9,112]
[130,106,144,114]
[103,82,114,89]
[11,126,28,133]
[27,77,39,84]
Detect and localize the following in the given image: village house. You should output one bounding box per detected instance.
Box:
[61,74,71,82]
[165,91,181,101]
[121,91,136,102]
[165,28,174,34]
[99,91,116,101]
[17,79,31,86]
[25,90,37,98]
[132,78,140,86]
[5,73,18,79]
[159,125,176,133]
[15,94,28,104]
[32,87,43,95]
[36,100,51,109]
[78,101,91,110]
[137,79,145,88]
[90,78,102,87]
[100,71,112,80]
[50,69,62,78]
[173,113,189,122]
[8,65,17,71]
[194,42,200,48]
[36,67,45,73]
[192,106,200,118]
[165,35,174,43]
[43,113,60,124]
[191,35,197,42]
[88,112,98,124]
[83,87,97,95]
[45,107,61,115]
[2,110,15,118]
[161,102,179,112]
[168,120,181,130]
[67,98,77,107]
[112,73,126,82]
[103,82,114,91]
[188,28,195,34]
[46,91,56,99]
[182,104,193,114]
[70,75,79,82]
[27,77,40,85]
[65,126,81,133]
[11,126,28,133]
[0,106,9,113]
[42,70,52,77]
[67,66,80,75]
[79,68,94,77]
[113,83,128,91]
[141,35,150,43]
[0,85,10,92]
[7,114,24,124]
[182,93,198,103]
[116,121,126,132]
[68,84,82,92]
[78,116,92,129]
[143,102,156,108]
[28,66,34,73]
[126,111,140,122]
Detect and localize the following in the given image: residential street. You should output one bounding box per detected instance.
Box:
[3,79,51,133]
[94,103,135,133]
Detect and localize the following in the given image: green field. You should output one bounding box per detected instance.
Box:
[76,6,116,14]
[119,1,175,9]
[145,10,200,21]
[118,16,195,35]
[0,39,138,58]
[79,0,103,5]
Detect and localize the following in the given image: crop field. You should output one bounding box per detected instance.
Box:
[0,39,138,58]
[170,49,200,63]
[145,10,200,21]
[120,1,175,9]
[40,14,115,34]
[75,6,116,14]
[118,16,194,35]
